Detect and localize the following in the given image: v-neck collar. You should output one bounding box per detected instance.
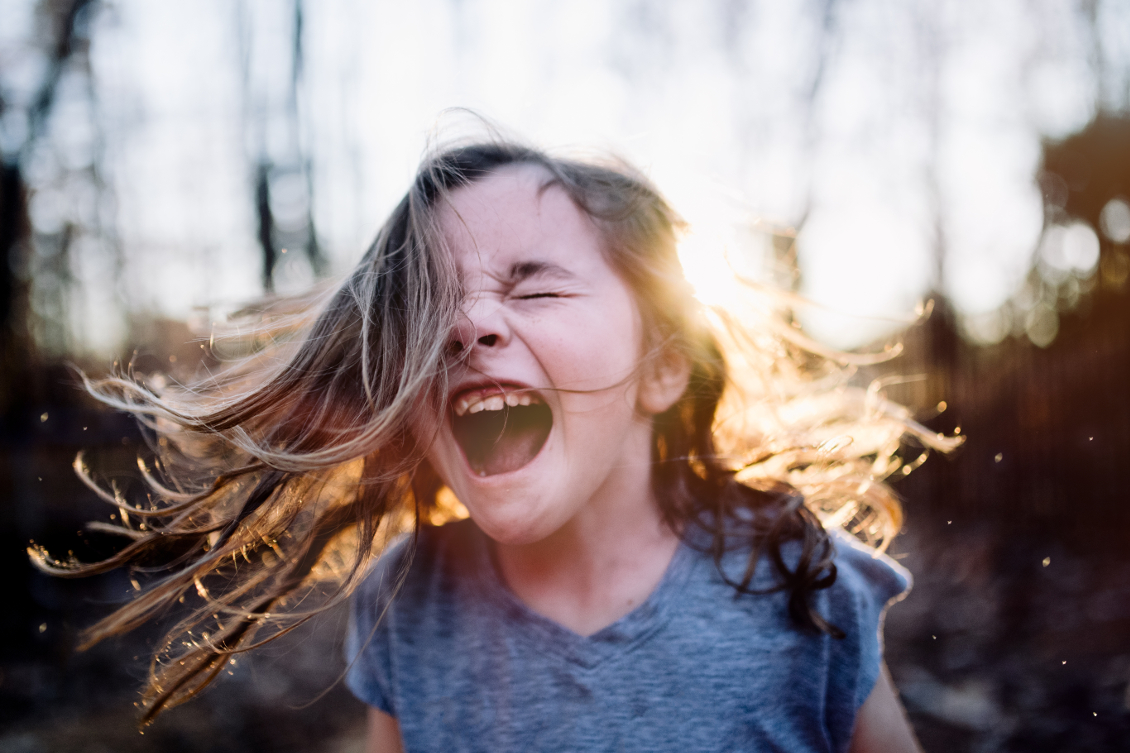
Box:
[469,524,699,669]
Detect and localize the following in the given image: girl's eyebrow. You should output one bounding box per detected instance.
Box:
[506,260,576,283]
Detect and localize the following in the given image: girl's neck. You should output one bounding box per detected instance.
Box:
[490,456,681,637]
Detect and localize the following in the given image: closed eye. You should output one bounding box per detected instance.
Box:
[515,292,561,300]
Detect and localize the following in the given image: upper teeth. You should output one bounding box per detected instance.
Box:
[454,391,536,417]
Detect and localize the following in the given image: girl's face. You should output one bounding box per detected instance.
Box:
[421,165,675,546]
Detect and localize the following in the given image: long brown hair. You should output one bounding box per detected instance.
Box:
[31,136,959,722]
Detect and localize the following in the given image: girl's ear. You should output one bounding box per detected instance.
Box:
[638,348,692,416]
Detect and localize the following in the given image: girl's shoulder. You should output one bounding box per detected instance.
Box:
[350,518,483,610]
[344,519,483,712]
[686,526,909,724]
[826,528,912,608]
[687,518,911,604]
[371,518,479,569]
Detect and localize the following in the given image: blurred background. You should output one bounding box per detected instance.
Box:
[1,1,1129,750]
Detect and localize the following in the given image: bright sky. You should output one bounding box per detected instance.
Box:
[3,0,1125,354]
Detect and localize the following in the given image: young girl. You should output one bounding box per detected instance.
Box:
[37,137,954,751]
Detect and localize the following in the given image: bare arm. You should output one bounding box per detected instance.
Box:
[849,663,924,753]
[364,708,404,753]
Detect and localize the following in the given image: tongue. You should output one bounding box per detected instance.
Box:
[452,403,552,476]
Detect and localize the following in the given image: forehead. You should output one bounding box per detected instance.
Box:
[437,165,604,272]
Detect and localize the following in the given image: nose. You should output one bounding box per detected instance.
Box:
[451,294,508,354]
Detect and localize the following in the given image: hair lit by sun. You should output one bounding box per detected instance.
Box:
[675,218,780,316]
[677,228,739,307]
[659,166,778,313]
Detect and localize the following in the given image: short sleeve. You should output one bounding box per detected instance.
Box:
[827,529,912,712]
[344,537,412,716]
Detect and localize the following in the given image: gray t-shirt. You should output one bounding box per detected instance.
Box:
[345,518,909,752]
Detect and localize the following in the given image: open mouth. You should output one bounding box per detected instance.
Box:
[451,388,552,477]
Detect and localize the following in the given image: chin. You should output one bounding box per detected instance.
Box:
[458,492,565,548]
[476,523,546,548]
